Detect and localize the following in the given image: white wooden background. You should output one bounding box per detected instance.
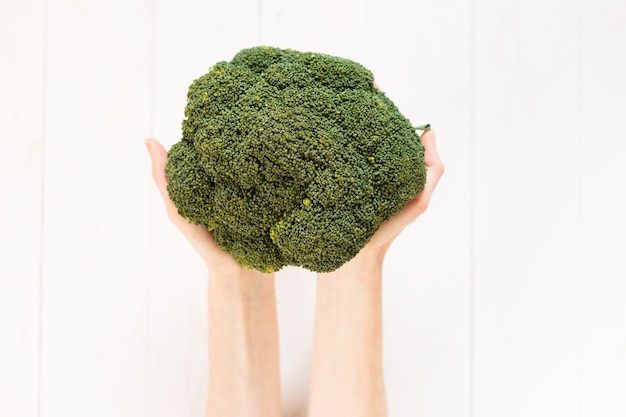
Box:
[1,0,625,416]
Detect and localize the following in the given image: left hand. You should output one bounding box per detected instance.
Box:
[145,138,259,275]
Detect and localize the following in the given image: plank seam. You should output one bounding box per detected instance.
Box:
[147,0,157,369]
[469,0,476,415]
[257,0,262,44]
[576,0,583,415]
[37,0,49,415]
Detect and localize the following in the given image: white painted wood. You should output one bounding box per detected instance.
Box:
[260,2,368,415]
[473,1,581,416]
[0,1,45,416]
[3,1,624,416]
[367,1,472,416]
[150,1,259,415]
[260,0,367,61]
[260,2,472,415]
[580,1,626,415]
[40,0,152,415]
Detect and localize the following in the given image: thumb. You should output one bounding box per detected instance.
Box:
[145,138,169,192]
[145,138,185,223]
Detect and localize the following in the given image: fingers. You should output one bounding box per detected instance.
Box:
[145,138,168,190]
[369,128,444,247]
[145,138,217,262]
[421,129,445,195]
[421,130,443,172]
[393,129,444,222]
[145,138,180,220]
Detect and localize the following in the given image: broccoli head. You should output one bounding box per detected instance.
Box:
[165,46,427,273]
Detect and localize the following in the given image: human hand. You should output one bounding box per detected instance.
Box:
[362,128,444,261]
[146,128,442,273]
[145,138,261,276]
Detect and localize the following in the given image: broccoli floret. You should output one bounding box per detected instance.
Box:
[165,46,426,273]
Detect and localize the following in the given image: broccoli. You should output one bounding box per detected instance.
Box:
[165,46,427,273]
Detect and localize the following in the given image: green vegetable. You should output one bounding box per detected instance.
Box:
[165,46,426,273]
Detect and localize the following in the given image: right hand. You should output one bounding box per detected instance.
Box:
[361,129,445,259]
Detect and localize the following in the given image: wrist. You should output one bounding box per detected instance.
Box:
[208,265,275,299]
[319,245,384,279]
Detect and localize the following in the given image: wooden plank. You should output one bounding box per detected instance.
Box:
[40,0,152,415]
[473,1,580,416]
[0,1,45,416]
[260,0,367,60]
[366,1,472,416]
[149,1,259,415]
[259,2,368,415]
[580,0,626,415]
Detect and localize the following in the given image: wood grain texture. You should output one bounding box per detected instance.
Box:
[473,1,581,416]
[0,1,45,416]
[40,0,152,415]
[260,0,367,60]
[3,0,626,415]
[581,0,626,415]
[366,1,472,416]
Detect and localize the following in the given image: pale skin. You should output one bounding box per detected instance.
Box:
[146,125,443,416]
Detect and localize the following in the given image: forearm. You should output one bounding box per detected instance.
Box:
[206,268,281,417]
[309,249,388,417]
